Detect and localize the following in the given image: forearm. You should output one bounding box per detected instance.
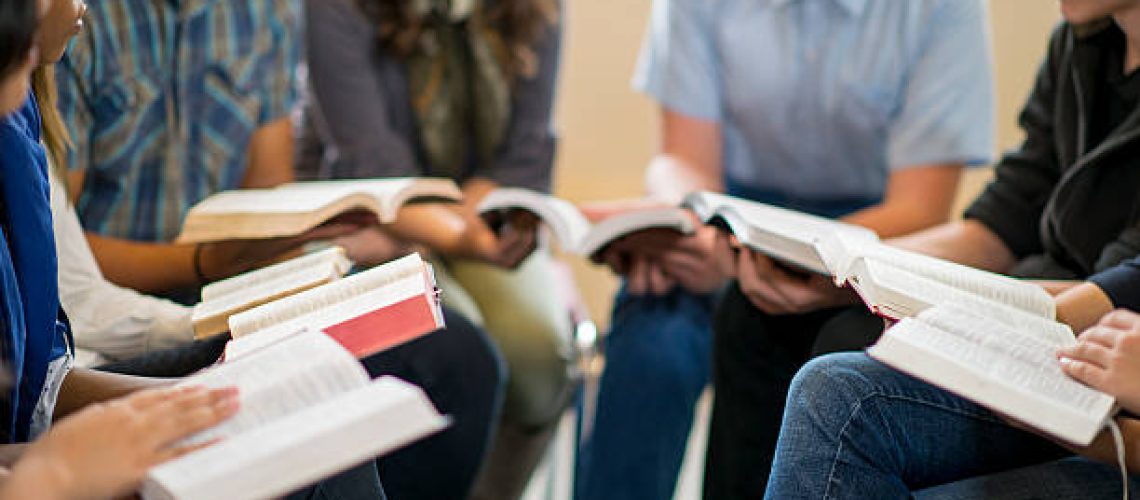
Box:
[842,201,950,239]
[886,219,1017,273]
[644,155,722,205]
[383,204,470,256]
[85,233,199,293]
[55,368,169,420]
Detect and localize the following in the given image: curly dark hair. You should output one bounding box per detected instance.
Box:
[355,0,557,79]
[0,0,38,79]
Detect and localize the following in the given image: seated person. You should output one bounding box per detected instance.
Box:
[769,305,1140,498]
[579,0,994,498]
[301,0,574,496]
[0,2,382,497]
[52,0,502,497]
[743,1,1140,496]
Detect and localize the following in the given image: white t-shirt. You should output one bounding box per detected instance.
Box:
[49,168,193,367]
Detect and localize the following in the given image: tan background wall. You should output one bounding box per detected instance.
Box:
[550,1,1062,328]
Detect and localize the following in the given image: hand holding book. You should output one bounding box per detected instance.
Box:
[195,216,371,283]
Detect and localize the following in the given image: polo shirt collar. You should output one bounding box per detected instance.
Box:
[765,0,867,16]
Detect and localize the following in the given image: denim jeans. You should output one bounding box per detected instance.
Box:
[576,287,715,500]
[767,352,1139,499]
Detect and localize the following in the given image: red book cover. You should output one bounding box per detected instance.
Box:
[321,292,442,358]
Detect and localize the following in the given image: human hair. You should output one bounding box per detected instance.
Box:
[0,0,38,79]
[355,0,557,80]
[32,66,71,176]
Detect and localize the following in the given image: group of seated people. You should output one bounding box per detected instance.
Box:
[1,0,1140,498]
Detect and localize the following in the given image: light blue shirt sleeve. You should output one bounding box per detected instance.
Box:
[632,0,722,121]
[888,0,995,170]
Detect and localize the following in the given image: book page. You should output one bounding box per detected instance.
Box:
[228,254,425,338]
[861,244,1055,318]
[142,377,448,500]
[477,188,592,250]
[176,331,368,445]
[192,263,343,331]
[911,304,1108,412]
[201,247,350,302]
[856,259,1073,344]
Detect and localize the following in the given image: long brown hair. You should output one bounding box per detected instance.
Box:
[355,0,558,80]
[31,65,71,181]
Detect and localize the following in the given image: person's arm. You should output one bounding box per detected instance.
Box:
[54,368,170,420]
[303,0,421,181]
[841,165,963,238]
[50,169,194,360]
[1,386,237,500]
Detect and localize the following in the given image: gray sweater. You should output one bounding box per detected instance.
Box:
[299,0,561,192]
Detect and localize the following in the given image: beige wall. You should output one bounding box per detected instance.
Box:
[552,1,1061,327]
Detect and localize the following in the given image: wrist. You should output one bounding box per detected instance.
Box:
[7,449,77,500]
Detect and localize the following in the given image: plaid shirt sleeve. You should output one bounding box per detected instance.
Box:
[261,0,302,125]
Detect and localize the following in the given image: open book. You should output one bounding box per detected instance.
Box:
[191,247,353,339]
[224,253,444,360]
[140,331,448,500]
[684,191,1056,322]
[868,303,1115,446]
[478,188,696,256]
[175,178,462,244]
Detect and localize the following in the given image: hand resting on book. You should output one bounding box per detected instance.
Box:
[0,386,238,500]
[1060,309,1140,415]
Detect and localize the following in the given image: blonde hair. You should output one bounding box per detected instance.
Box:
[31,65,71,182]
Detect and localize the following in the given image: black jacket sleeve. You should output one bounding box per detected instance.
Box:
[963,24,1068,259]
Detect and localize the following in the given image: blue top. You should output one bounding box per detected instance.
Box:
[55,0,301,242]
[634,0,995,211]
[0,94,72,443]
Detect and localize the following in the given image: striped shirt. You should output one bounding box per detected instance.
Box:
[56,0,301,242]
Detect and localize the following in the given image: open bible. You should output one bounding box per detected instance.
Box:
[140,330,448,500]
[869,303,1116,445]
[224,253,444,360]
[684,191,1057,322]
[175,178,462,244]
[478,188,696,257]
[191,247,353,339]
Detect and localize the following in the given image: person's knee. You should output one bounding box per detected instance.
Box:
[785,353,884,428]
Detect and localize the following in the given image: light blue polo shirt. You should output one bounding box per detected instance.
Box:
[635,0,995,215]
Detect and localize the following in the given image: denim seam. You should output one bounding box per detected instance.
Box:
[822,390,1005,499]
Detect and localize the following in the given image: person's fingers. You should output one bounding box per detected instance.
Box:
[1075,326,1123,348]
[737,250,794,313]
[712,231,738,277]
[158,437,224,463]
[1098,309,1140,330]
[647,261,675,296]
[160,391,239,443]
[126,386,193,411]
[324,210,381,228]
[627,257,650,295]
[1057,341,1114,370]
[1059,356,1109,390]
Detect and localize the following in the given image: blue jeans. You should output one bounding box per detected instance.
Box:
[576,287,715,500]
[767,352,1138,499]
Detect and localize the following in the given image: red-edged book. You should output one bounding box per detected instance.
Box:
[223,253,444,361]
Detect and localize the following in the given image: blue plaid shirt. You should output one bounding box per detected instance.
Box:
[56,0,301,242]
